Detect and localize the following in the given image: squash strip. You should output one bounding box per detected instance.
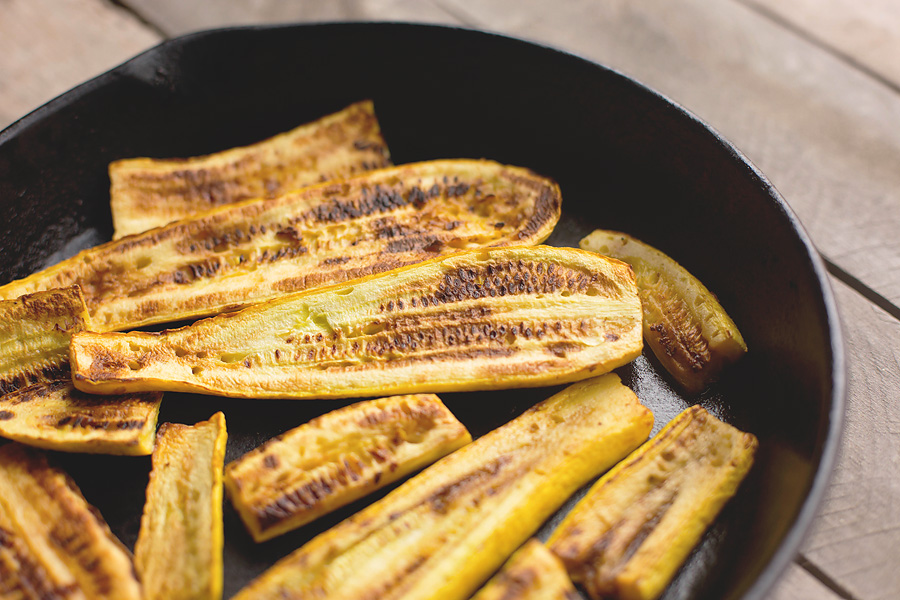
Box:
[232,374,654,600]
[547,405,758,600]
[1,160,561,332]
[470,539,579,600]
[0,443,143,600]
[225,394,472,542]
[134,412,227,600]
[0,287,162,455]
[69,246,643,399]
[109,100,392,238]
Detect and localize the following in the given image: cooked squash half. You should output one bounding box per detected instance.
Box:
[134,412,227,600]
[110,100,392,238]
[0,287,162,455]
[70,246,643,399]
[225,394,471,542]
[580,230,747,393]
[471,539,579,600]
[547,406,758,600]
[2,160,561,332]
[0,443,142,600]
[232,374,654,600]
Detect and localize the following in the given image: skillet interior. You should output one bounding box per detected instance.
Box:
[0,23,843,600]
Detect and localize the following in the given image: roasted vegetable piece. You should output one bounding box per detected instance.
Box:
[233,374,653,600]
[0,287,162,455]
[1,159,561,332]
[548,405,758,600]
[0,380,161,455]
[580,230,747,393]
[70,246,643,399]
[109,100,392,238]
[0,443,142,600]
[134,412,227,600]
[225,394,471,542]
[471,539,579,600]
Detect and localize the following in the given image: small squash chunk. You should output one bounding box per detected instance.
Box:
[233,374,652,600]
[134,412,227,600]
[225,394,472,542]
[1,159,561,332]
[0,287,162,455]
[70,246,643,400]
[548,406,758,600]
[110,100,393,238]
[0,443,142,600]
[0,380,161,455]
[471,539,579,600]
[580,230,747,393]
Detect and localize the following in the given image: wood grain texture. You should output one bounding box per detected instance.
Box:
[798,279,900,600]
[0,0,161,129]
[769,564,843,600]
[742,0,900,89]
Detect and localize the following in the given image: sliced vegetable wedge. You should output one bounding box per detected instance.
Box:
[471,539,579,600]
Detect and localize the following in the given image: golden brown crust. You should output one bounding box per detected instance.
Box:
[0,443,142,600]
[471,540,580,600]
[3,160,562,332]
[109,100,393,237]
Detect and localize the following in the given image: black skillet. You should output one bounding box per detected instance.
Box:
[0,23,845,600]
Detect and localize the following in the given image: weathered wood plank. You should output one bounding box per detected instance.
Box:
[0,0,161,130]
[741,0,900,89]
[769,564,843,600]
[797,278,900,600]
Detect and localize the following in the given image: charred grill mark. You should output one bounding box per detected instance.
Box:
[515,186,560,241]
[0,411,13,420]
[423,456,511,515]
[0,524,66,599]
[55,415,146,431]
[0,364,70,395]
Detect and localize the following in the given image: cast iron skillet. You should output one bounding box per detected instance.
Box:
[0,23,844,600]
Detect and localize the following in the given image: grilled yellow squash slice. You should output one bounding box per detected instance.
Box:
[134,412,227,600]
[1,160,561,332]
[580,230,747,393]
[233,374,654,600]
[548,406,758,600]
[0,381,161,455]
[0,287,162,455]
[0,443,142,599]
[225,394,471,542]
[70,246,643,399]
[110,100,392,238]
[471,539,579,600]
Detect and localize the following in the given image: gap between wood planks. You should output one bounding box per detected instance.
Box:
[798,556,860,600]
[104,0,167,38]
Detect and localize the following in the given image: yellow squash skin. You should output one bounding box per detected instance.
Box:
[0,287,162,455]
[69,246,643,399]
[134,412,227,600]
[471,539,579,600]
[580,230,747,393]
[1,159,561,332]
[110,100,392,238]
[0,443,143,600]
[547,406,758,600]
[225,394,472,542]
[232,374,654,600]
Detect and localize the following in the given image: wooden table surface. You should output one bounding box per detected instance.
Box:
[2,1,898,598]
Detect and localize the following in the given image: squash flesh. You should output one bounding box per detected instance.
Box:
[0,443,142,600]
[110,100,392,238]
[2,160,561,332]
[232,374,654,600]
[134,412,227,600]
[547,406,758,600]
[471,539,579,600]
[225,394,471,542]
[69,246,643,399]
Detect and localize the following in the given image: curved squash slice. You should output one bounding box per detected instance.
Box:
[69,246,643,399]
[225,394,471,542]
[232,374,653,600]
[580,230,747,393]
[0,443,142,600]
[471,539,579,600]
[110,100,392,238]
[134,412,227,600]
[548,406,757,600]
[1,160,561,332]
[0,287,162,455]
